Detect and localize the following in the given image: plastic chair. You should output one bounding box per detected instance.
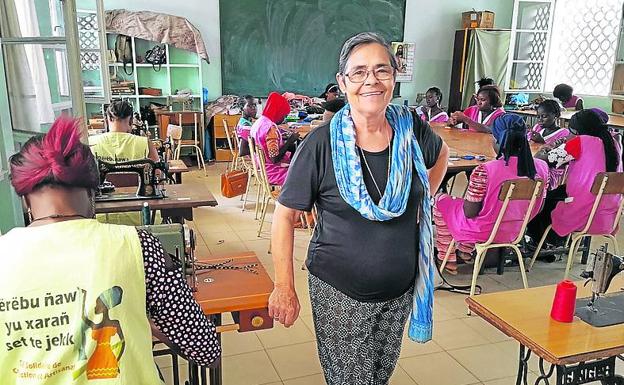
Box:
[528,172,624,279]
[440,178,545,298]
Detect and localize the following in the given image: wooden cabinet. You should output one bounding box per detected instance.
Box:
[449,29,475,113]
[212,113,241,162]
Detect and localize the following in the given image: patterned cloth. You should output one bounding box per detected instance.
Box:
[138,230,221,366]
[329,103,435,343]
[105,10,209,62]
[309,274,412,385]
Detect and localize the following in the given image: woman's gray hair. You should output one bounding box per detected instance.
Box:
[338,32,399,74]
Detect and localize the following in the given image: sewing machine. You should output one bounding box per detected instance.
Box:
[575,244,624,327]
[96,158,168,201]
[140,224,272,334]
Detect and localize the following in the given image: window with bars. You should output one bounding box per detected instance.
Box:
[507,0,624,97]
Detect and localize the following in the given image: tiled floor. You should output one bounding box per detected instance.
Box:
[156,163,621,385]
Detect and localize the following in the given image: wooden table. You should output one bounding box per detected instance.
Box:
[95,184,217,222]
[431,123,496,172]
[168,159,189,184]
[467,278,624,384]
[190,252,274,385]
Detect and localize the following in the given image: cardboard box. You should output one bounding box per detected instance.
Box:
[462,10,495,29]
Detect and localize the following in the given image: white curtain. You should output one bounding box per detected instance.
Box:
[0,0,55,132]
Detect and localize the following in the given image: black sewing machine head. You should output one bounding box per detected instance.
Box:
[575,244,624,327]
[96,158,169,201]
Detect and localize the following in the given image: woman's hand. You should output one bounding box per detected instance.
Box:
[450,111,467,123]
[268,284,300,327]
[529,131,545,143]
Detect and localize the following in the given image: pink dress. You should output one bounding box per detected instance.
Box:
[436,157,549,244]
[563,95,582,109]
[551,136,623,236]
[463,105,505,131]
[528,124,570,146]
[251,116,290,186]
[419,110,449,123]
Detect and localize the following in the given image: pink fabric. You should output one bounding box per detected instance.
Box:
[250,116,290,186]
[463,106,505,131]
[563,95,581,109]
[236,117,252,140]
[418,110,449,124]
[430,111,449,123]
[551,136,623,236]
[528,124,571,146]
[436,157,549,244]
[433,204,475,262]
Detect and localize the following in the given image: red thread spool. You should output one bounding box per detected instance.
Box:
[550,280,577,323]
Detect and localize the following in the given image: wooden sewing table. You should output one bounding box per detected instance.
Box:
[467,277,624,385]
[168,159,189,184]
[95,184,217,223]
[154,252,274,385]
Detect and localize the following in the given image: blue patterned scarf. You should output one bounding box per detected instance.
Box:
[330,103,434,343]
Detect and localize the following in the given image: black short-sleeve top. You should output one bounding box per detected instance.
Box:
[278,112,442,302]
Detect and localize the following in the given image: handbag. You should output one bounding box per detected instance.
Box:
[114,34,133,75]
[220,170,248,198]
[145,44,167,71]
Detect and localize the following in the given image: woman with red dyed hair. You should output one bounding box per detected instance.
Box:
[0,117,220,383]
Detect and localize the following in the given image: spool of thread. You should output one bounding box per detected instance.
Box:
[141,202,151,226]
[550,280,577,323]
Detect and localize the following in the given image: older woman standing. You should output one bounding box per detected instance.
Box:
[268,32,449,384]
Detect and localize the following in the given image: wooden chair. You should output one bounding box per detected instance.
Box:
[440,178,545,298]
[247,137,266,219]
[166,124,183,160]
[254,147,280,236]
[528,172,624,279]
[222,119,238,172]
[173,112,206,174]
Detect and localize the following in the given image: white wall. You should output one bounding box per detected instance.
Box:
[400,0,514,105]
[102,0,222,98]
[100,0,513,103]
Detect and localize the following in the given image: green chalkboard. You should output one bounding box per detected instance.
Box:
[219,0,406,97]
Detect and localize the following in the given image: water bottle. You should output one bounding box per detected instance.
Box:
[202,87,209,105]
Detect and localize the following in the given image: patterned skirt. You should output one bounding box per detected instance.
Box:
[308,273,413,385]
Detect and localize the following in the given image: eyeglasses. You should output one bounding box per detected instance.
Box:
[344,66,394,83]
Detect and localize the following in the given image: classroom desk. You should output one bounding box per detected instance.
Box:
[168,159,189,184]
[466,278,624,385]
[95,184,217,222]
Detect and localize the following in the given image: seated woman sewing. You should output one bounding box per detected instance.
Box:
[526,109,623,249]
[434,127,548,274]
[448,85,505,133]
[251,92,300,186]
[0,117,220,384]
[90,100,159,163]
